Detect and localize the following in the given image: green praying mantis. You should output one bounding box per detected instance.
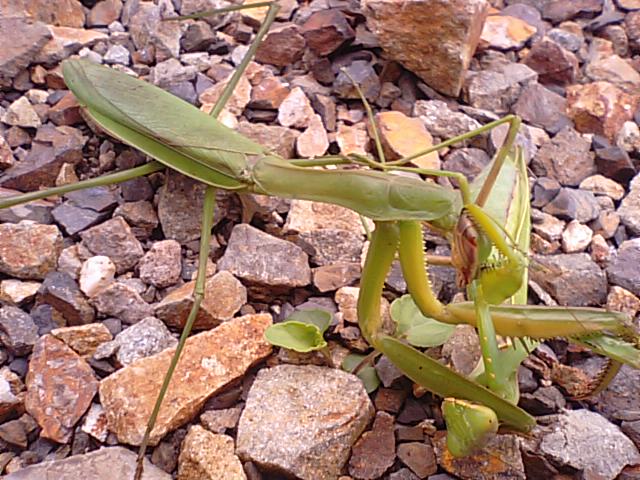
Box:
[1,2,639,477]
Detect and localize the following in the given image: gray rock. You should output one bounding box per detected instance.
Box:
[200,406,242,434]
[0,18,51,87]
[543,188,600,223]
[465,63,537,114]
[103,44,130,65]
[94,316,177,366]
[218,224,311,288]
[547,27,584,52]
[0,306,38,356]
[512,83,568,133]
[414,100,482,144]
[236,365,374,480]
[138,239,182,288]
[618,173,640,235]
[157,171,224,245]
[66,186,119,213]
[38,272,95,326]
[537,409,640,479]
[375,355,404,388]
[0,188,54,224]
[519,386,566,415]
[150,58,197,88]
[52,203,106,236]
[92,282,153,325]
[298,229,363,267]
[333,61,380,102]
[608,239,640,297]
[532,127,596,186]
[530,253,607,306]
[113,200,159,240]
[236,121,299,159]
[4,446,171,479]
[127,1,182,62]
[595,365,640,420]
[443,148,491,182]
[80,217,144,274]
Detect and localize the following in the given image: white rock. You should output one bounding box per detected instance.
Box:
[277,87,315,129]
[1,97,41,128]
[561,220,593,253]
[296,114,329,158]
[79,256,116,297]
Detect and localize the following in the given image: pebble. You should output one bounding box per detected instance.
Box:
[200,406,242,434]
[607,285,640,317]
[255,23,306,67]
[277,87,315,129]
[25,335,98,443]
[94,316,177,367]
[3,446,171,480]
[79,256,116,298]
[35,26,108,65]
[80,217,144,274]
[537,409,640,479]
[607,238,640,297]
[301,9,355,56]
[414,100,481,144]
[0,306,38,356]
[566,81,639,142]
[81,403,109,442]
[299,229,363,266]
[297,114,329,158]
[236,121,299,159]
[561,220,593,253]
[532,127,595,186]
[218,224,311,288]
[618,174,640,235]
[0,279,40,306]
[480,14,537,50]
[513,83,568,134]
[154,271,247,329]
[542,188,600,223]
[236,364,374,480]
[312,263,361,293]
[397,441,438,478]
[348,411,395,479]
[99,314,272,446]
[523,37,579,86]
[375,111,439,169]
[336,123,370,156]
[0,17,51,87]
[38,271,95,325]
[178,426,246,480]
[1,97,41,128]
[580,174,626,200]
[138,240,182,289]
[87,0,123,27]
[586,55,640,94]
[333,61,381,102]
[50,323,112,358]
[0,221,62,280]
[92,282,153,325]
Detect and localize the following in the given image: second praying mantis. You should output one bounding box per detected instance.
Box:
[1,2,639,478]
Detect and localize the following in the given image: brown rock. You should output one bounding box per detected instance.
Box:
[38,271,96,325]
[35,26,108,65]
[524,38,578,86]
[139,240,182,289]
[51,323,113,358]
[48,91,82,126]
[236,121,299,159]
[336,123,369,156]
[0,221,62,280]
[296,114,329,158]
[155,271,247,330]
[479,14,536,50]
[1,97,41,128]
[249,76,290,110]
[375,111,439,169]
[362,0,488,97]
[284,199,364,234]
[99,314,272,446]
[25,335,98,443]
[87,0,123,27]
[397,442,438,478]
[0,135,15,170]
[586,55,640,94]
[542,0,602,23]
[348,411,396,479]
[301,9,355,56]
[566,82,639,142]
[0,279,40,306]
[312,262,361,293]
[80,217,144,274]
[92,282,153,325]
[0,17,51,87]
[278,86,315,129]
[7,0,86,27]
[200,407,242,434]
[0,125,86,191]
[178,426,246,480]
[255,23,306,66]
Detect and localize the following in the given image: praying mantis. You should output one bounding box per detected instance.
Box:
[1,2,639,478]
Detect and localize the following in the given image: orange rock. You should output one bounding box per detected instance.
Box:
[480,14,537,50]
[99,314,272,446]
[566,81,639,141]
[25,335,98,443]
[374,111,440,170]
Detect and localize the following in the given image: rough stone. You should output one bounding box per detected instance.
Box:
[0,125,86,191]
[0,279,40,306]
[414,100,481,143]
[236,121,299,159]
[362,0,488,97]
[0,306,38,356]
[87,0,123,27]
[333,61,380,102]
[200,407,242,434]
[3,446,171,480]
[99,314,272,446]
[155,271,247,329]
[464,63,537,113]
[50,323,112,358]
[38,271,95,325]
[566,82,639,142]
[236,364,374,480]
[480,13,536,50]
[0,18,51,87]
[79,256,116,298]
[127,0,182,62]
[35,26,108,65]
[178,426,246,480]
[25,335,98,443]
[512,83,568,133]
[94,316,177,367]
[542,188,600,223]
[255,23,306,66]
[336,123,369,156]
[530,253,607,306]
[524,38,578,86]
[581,174,625,201]
[561,220,592,253]
[537,410,640,479]
[218,224,310,288]
[297,114,329,158]
[608,239,640,297]
[618,174,640,235]
[586,55,640,94]
[298,229,363,267]
[397,442,438,478]
[301,9,355,56]
[139,240,182,289]
[0,221,62,280]
[80,217,144,274]
[374,111,439,169]
[278,87,315,129]
[92,282,153,325]
[348,411,396,479]
[1,97,41,129]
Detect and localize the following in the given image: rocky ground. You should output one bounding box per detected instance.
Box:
[1,0,640,478]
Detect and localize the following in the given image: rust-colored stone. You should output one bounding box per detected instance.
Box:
[566,81,639,141]
[25,335,98,443]
[301,9,355,56]
[99,314,272,446]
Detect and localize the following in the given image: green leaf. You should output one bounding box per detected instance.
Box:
[264,321,327,353]
[357,366,380,393]
[341,353,367,372]
[390,295,455,347]
[285,309,332,334]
